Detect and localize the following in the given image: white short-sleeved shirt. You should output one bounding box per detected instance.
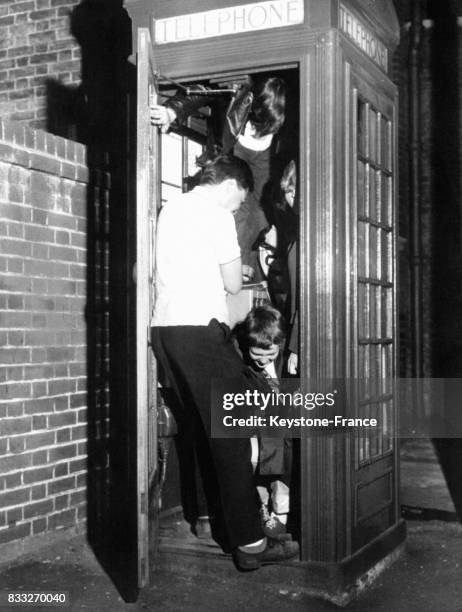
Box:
[152,186,241,326]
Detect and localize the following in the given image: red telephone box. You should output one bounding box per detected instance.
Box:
[122,0,403,604]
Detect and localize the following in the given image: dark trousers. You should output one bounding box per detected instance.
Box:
[151,319,264,548]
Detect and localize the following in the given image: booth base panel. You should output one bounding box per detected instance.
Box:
[156,512,406,607]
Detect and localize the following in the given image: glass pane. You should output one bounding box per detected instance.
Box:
[358,282,370,340]
[359,344,370,400]
[369,284,377,338]
[369,226,378,279]
[358,221,368,277]
[357,161,366,217]
[369,108,378,164]
[369,169,377,221]
[384,287,393,338]
[370,402,380,457]
[381,174,392,227]
[381,116,391,171]
[161,133,183,187]
[358,99,367,157]
[382,343,393,394]
[375,285,382,338]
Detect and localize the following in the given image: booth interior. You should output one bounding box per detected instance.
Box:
[155,65,301,552]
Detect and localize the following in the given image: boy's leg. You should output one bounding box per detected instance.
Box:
[152,323,264,548]
[271,480,290,524]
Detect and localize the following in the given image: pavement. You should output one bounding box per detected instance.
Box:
[0,439,461,612]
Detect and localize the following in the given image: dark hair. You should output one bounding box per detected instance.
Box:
[248,77,286,137]
[199,154,254,192]
[243,304,286,349]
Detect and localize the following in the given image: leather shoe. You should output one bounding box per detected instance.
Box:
[233,538,299,571]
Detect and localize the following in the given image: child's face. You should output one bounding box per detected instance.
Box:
[249,344,280,369]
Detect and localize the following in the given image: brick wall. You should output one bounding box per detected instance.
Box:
[0,118,88,547]
[0,0,81,127]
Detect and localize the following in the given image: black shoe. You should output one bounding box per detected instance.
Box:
[233,538,299,571]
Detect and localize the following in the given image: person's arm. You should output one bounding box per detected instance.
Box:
[151,89,216,132]
[220,256,242,295]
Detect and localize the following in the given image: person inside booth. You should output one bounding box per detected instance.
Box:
[150,74,286,284]
[258,158,299,374]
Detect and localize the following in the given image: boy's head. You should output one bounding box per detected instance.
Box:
[199,154,253,213]
[242,304,286,369]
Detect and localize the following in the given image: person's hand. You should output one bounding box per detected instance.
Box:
[150,104,176,133]
[287,352,298,375]
[242,265,255,284]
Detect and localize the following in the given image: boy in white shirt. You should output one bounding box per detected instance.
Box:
[151,155,298,570]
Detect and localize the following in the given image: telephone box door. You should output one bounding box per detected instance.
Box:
[136,26,160,589]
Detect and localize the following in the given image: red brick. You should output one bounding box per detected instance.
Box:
[32,517,47,534]
[31,484,46,500]
[8,436,25,454]
[29,171,56,209]
[1,417,32,435]
[0,522,31,544]
[7,331,25,346]
[0,203,31,222]
[53,397,69,411]
[54,463,68,478]
[54,494,69,511]
[70,393,86,409]
[1,452,32,472]
[49,245,78,262]
[7,506,23,525]
[2,238,31,257]
[33,381,47,397]
[47,211,76,230]
[29,152,61,175]
[0,311,31,328]
[46,347,74,362]
[48,411,75,428]
[24,499,53,519]
[56,428,71,443]
[3,473,21,489]
[7,221,25,239]
[11,2,35,12]
[32,414,47,429]
[6,257,24,273]
[0,488,29,509]
[48,475,75,495]
[32,450,48,466]
[23,466,53,484]
[25,431,54,450]
[32,209,48,225]
[0,382,31,400]
[25,225,54,243]
[0,348,30,365]
[48,508,75,530]
[7,294,23,309]
[48,379,75,395]
[69,458,86,473]
[23,398,54,415]
[6,403,24,418]
[48,443,76,462]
